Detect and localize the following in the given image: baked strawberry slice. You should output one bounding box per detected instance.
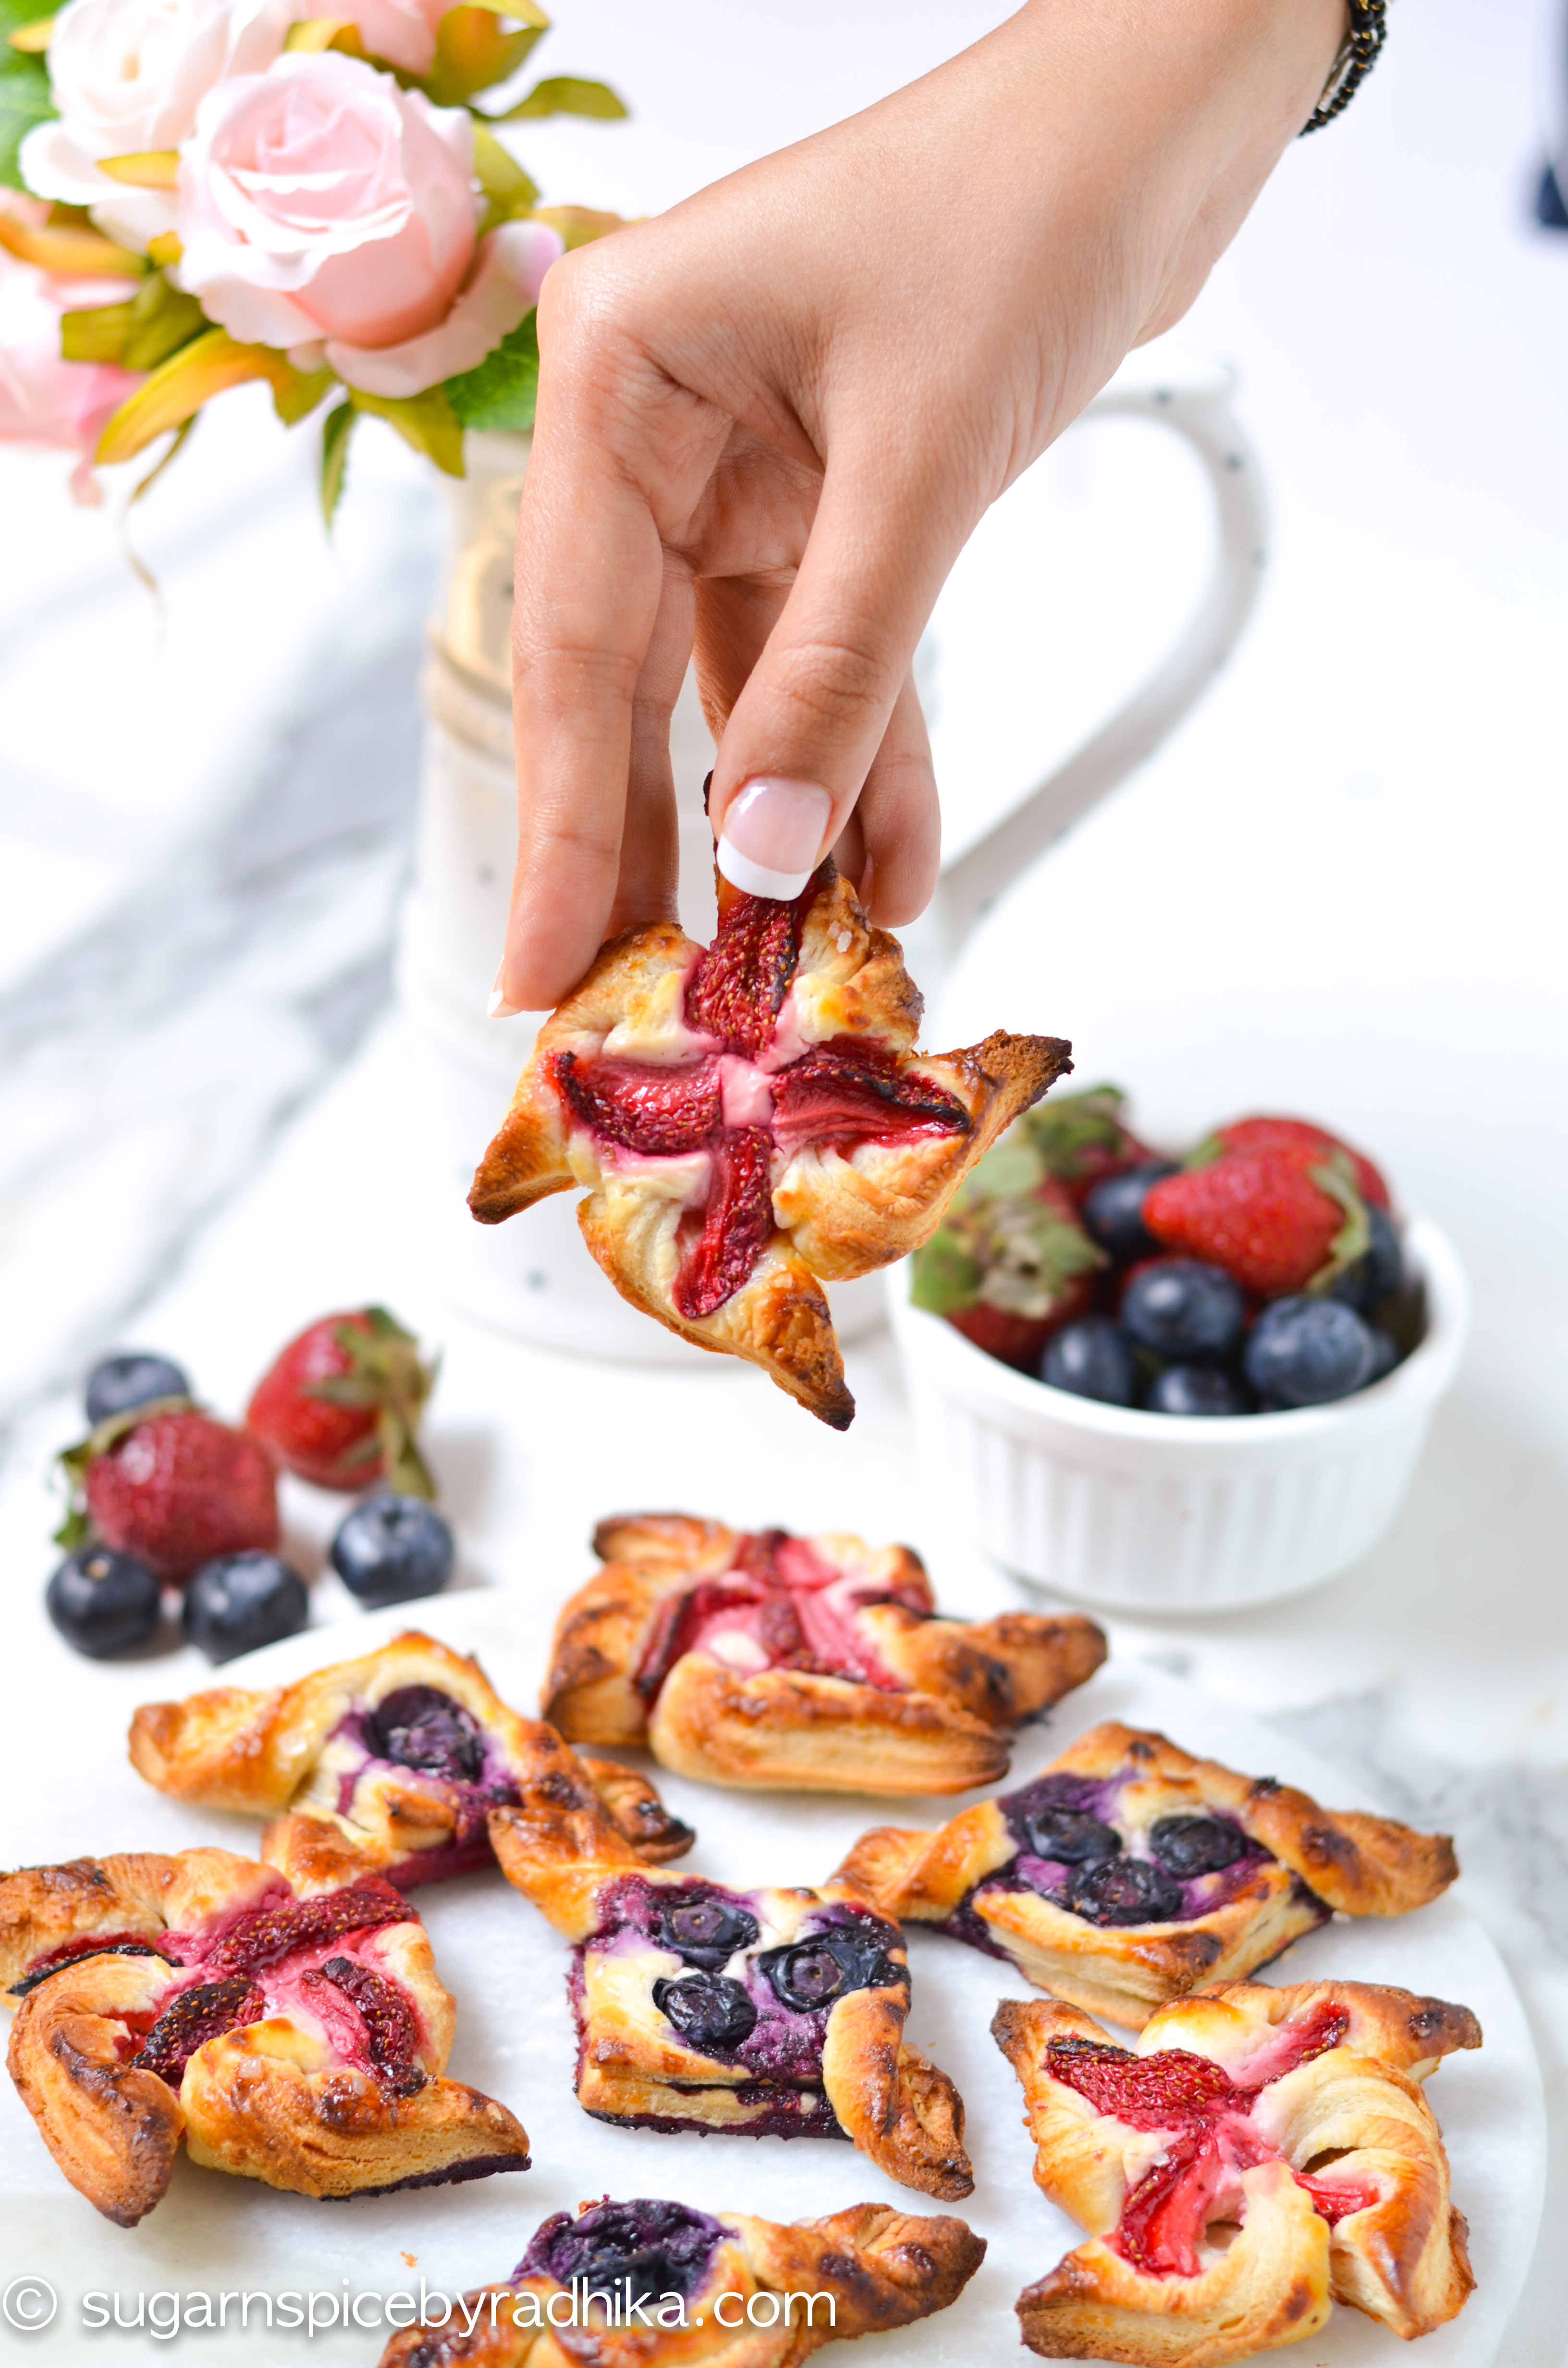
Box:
[59,1405,280,1582]
[684,883,806,1056]
[1143,1150,1354,1297]
[674,1127,775,1320]
[1204,1115,1390,1210]
[246,1308,435,1496]
[771,1041,971,1159]
[554,1051,722,1156]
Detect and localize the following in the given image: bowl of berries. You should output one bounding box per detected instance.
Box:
[888,1090,1468,1611]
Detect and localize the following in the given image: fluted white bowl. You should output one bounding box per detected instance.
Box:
[887,1216,1468,1612]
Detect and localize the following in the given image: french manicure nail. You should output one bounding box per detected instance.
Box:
[716,776,833,900]
[489,959,520,1019]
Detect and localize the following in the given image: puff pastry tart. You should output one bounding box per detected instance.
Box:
[376,2192,986,2368]
[486,1759,973,2199]
[128,1631,693,1890]
[835,1723,1458,2029]
[0,1846,530,2225]
[992,1980,1479,2364]
[468,861,1072,1426]
[545,1511,1106,1796]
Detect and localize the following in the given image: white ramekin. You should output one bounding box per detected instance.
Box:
[887,1216,1469,1613]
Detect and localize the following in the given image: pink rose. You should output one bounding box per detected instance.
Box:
[174,51,559,395]
[0,207,142,500]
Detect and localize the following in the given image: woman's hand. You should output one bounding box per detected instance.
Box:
[496,0,1347,1012]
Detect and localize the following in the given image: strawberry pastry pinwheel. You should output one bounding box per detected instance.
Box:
[469,862,1071,1425]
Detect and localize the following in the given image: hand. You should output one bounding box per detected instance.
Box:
[496,0,1347,1012]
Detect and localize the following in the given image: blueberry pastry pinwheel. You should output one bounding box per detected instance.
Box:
[376,2193,985,2368]
[128,1630,693,1890]
[0,1847,530,2225]
[993,1981,1478,2365]
[468,861,1071,1426]
[835,1723,1458,2028]
[486,1754,974,2199]
[545,1512,1106,1795]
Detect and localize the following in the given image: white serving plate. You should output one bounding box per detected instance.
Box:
[0,1589,1540,2368]
[887,1217,1470,1614]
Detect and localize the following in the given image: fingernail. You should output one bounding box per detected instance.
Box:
[716,776,832,900]
[489,958,520,1019]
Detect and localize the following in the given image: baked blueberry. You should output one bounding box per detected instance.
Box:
[183,1550,308,1663]
[1066,1855,1183,1925]
[1328,1204,1404,1314]
[520,2199,723,2303]
[1244,1296,1375,1409]
[1149,1815,1248,1876]
[368,1685,482,1781]
[658,1895,759,1969]
[330,1494,454,1607]
[1022,1805,1122,1863]
[760,1927,901,2011]
[1121,1259,1245,1362]
[84,1351,190,1425]
[652,1972,757,2051]
[1041,1317,1136,1405]
[1145,1364,1252,1416]
[1081,1162,1178,1263]
[46,1546,162,1658]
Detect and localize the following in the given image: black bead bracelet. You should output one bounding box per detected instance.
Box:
[1300,0,1387,134]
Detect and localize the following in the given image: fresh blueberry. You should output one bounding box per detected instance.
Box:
[652,1972,757,2052]
[1149,1816,1247,1877]
[658,1895,759,1970]
[183,1550,308,1663]
[1041,1317,1136,1406]
[1081,1162,1179,1263]
[1244,1296,1376,1409]
[1328,1205,1404,1313]
[330,1494,454,1607]
[46,1547,162,1659]
[1066,1855,1183,1925]
[84,1352,190,1426]
[1122,1259,1246,1362]
[1366,1327,1402,1383]
[1145,1364,1252,1417]
[1022,1806,1122,1863]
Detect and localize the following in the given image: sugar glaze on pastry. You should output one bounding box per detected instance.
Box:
[994,1980,1479,2365]
[545,1511,1106,1795]
[468,861,1072,1425]
[0,1847,530,2224]
[837,1722,1459,2028]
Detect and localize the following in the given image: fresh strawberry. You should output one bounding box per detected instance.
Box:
[246,1308,435,1495]
[1143,1151,1353,1296]
[1203,1116,1390,1210]
[1017,1084,1157,1208]
[60,1406,280,1581]
[947,1273,1098,1373]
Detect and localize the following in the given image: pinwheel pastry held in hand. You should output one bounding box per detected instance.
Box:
[835,1723,1458,2029]
[545,1511,1106,1796]
[468,861,1072,1427]
[377,2192,986,2368]
[128,1630,693,1891]
[0,1846,531,2225]
[992,1980,1479,2365]
[486,1751,973,2199]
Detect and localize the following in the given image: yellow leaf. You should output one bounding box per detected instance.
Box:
[499,74,625,121]
[97,149,179,189]
[60,298,136,364]
[350,386,464,476]
[7,17,53,50]
[471,120,537,233]
[97,328,327,464]
[283,14,353,46]
[0,213,143,276]
[147,230,183,268]
[531,203,626,252]
[422,2,543,105]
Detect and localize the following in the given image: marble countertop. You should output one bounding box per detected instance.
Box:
[1,0,1565,2357]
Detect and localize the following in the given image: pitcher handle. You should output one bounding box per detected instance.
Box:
[925,356,1268,962]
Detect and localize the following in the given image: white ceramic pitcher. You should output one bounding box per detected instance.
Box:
[397,351,1268,1361]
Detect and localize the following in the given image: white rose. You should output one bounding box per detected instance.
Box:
[20,0,294,249]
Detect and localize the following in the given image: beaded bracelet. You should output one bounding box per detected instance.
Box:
[1299,0,1387,134]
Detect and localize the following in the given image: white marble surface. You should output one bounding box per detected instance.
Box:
[1,0,1567,2358]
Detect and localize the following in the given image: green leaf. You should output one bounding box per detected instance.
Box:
[0,0,56,37]
[0,50,54,192]
[443,305,538,432]
[350,383,465,473]
[1305,1154,1372,1294]
[496,73,626,121]
[421,3,545,107]
[471,119,537,233]
[64,270,206,370]
[321,397,355,527]
[1018,1084,1132,1180]
[272,360,333,426]
[60,296,137,364]
[910,1229,982,1318]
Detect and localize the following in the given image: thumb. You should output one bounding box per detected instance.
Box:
[706,447,967,904]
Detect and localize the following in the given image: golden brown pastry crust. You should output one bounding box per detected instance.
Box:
[375,2200,986,2368]
[993,1981,1478,2364]
[485,1763,972,2200]
[468,865,1071,1426]
[835,1722,1459,2028]
[542,1513,1105,1797]
[0,1847,529,2223]
[127,1631,693,1886]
